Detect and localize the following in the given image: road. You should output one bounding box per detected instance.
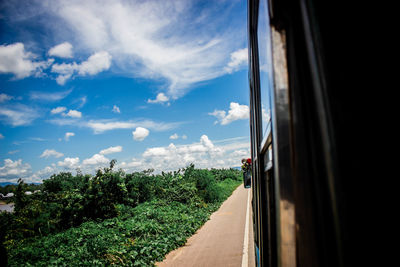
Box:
[0,202,14,212]
[156,185,255,267]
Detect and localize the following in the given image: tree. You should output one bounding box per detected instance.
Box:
[14,179,28,214]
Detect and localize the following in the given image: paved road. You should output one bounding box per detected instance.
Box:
[156,185,255,267]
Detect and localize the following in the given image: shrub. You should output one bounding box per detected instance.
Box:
[3,163,242,266]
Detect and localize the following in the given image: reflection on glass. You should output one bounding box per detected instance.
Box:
[257,0,273,138]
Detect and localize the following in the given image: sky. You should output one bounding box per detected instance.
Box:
[0,0,251,183]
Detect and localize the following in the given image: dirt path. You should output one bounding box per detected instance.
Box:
[156,185,255,267]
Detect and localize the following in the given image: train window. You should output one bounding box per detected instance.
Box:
[257,0,273,139]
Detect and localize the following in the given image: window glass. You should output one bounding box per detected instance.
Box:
[257,0,273,138]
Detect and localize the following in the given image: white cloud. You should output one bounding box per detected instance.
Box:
[51,107,82,119]
[82,119,180,134]
[87,120,136,133]
[36,0,246,98]
[77,96,87,108]
[112,105,120,113]
[51,62,77,75]
[55,74,72,85]
[51,106,67,114]
[51,51,111,85]
[0,133,3,139]
[49,118,175,134]
[225,48,248,73]
[0,104,40,126]
[82,153,109,166]
[40,149,64,159]
[0,93,13,103]
[78,51,111,75]
[48,42,73,58]
[170,133,179,140]
[0,160,57,184]
[34,164,58,180]
[118,135,250,173]
[30,137,46,142]
[209,102,249,125]
[200,135,214,149]
[63,109,82,118]
[30,89,72,102]
[0,159,32,178]
[132,127,149,141]
[148,93,169,104]
[64,132,75,141]
[0,43,52,79]
[99,145,123,155]
[58,157,80,169]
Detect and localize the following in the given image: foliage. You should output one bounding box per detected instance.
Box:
[1,162,242,266]
[0,182,43,197]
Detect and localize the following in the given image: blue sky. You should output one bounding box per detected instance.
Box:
[0,0,250,183]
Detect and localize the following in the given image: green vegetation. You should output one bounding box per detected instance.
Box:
[0,162,242,266]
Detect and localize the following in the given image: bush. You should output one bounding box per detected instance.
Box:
[3,163,242,266]
[126,170,158,206]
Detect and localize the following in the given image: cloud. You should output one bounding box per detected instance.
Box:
[76,96,87,108]
[225,48,248,73]
[51,106,67,114]
[0,163,59,184]
[58,157,80,169]
[30,89,72,102]
[51,51,111,85]
[48,42,73,58]
[51,106,82,118]
[112,105,120,113]
[86,120,136,133]
[34,164,58,180]
[63,109,82,118]
[0,93,13,103]
[40,149,64,159]
[0,133,3,139]
[79,51,111,75]
[48,117,179,134]
[33,0,246,98]
[170,133,179,140]
[0,159,32,178]
[0,42,52,79]
[83,119,180,134]
[148,93,169,104]
[0,104,40,126]
[132,127,149,141]
[169,133,187,140]
[82,153,109,166]
[209,102,249,125]
[30,137,46,142]
[99,145,123,155]
[118,135,250,173]
[64,132,75,141]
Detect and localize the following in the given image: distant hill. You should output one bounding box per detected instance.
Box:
[0,182,16,187]
[232,166,242,171]
[0,182,42,187]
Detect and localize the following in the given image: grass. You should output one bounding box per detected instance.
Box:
[7,179,241,266]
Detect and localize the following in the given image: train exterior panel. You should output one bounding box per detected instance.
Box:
[248,0,366,266]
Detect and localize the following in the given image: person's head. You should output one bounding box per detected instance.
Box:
[242,158,246,164]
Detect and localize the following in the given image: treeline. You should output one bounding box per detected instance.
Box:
[0,162,242,266]
[0,183,42,197]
